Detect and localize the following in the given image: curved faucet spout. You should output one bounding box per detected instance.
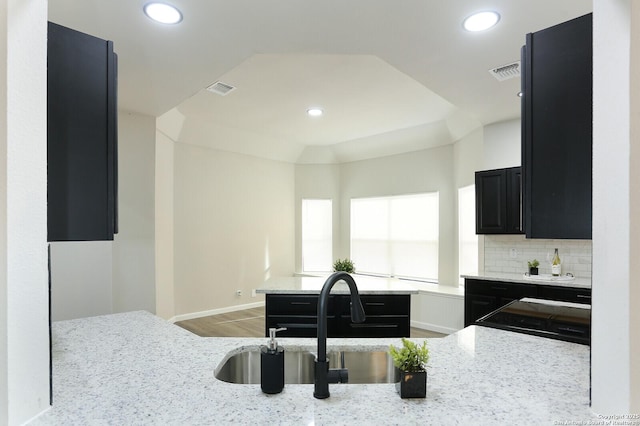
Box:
[314,271,366,399]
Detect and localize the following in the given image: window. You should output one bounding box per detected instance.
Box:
[301,199,332,272]
[458,185,478,284]
[350,193,439,281]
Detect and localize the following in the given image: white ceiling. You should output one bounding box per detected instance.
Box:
[48,0,593,163]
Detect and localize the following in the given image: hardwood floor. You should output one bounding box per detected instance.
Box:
[410,326,446,339]
[175,307,265,337]
[175,306,446,338]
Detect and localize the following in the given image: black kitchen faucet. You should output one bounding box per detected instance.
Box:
[313,271,366,399]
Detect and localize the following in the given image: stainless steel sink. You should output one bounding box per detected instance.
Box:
[215,349,399,384]
[328,350,399,384]
[215,349,316,384]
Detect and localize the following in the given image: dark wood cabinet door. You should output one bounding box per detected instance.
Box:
[265,294,325,337]
[464,279,538,326]
[341,316,408,337]
[266,316,319,337]
[265,294,410,337]
[47,22,118,241]
[522,14,592,239]
[506,168,523,233]
[476,167,522,235]
[538,285,592,305]
[476,169,507,233]
[344,295,410,337]
[464,294,497,327]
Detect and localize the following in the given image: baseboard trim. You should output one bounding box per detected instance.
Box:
[410,320,458,335]
[169,301,265,323]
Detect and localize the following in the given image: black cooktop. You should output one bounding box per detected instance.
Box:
[475,298,591,345]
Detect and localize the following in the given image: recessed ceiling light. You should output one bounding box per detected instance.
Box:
[463,11,500,32]
[144,2,183,24]
[307,108,323,117]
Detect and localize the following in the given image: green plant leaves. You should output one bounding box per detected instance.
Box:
[333,258,355,273]
[389,337,429,372]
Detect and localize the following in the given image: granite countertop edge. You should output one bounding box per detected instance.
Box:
[255,288,418,295]
[461,273,592,289]
[31,310,596,425]
[256,275,420,295]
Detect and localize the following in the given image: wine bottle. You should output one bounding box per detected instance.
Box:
[551,248,561,276]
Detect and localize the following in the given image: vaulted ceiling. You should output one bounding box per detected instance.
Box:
[49,1,592,163]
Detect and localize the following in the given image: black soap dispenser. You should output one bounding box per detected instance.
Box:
[260,327,286,394]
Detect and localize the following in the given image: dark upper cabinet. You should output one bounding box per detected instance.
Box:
[475,166,523,234]
[521,14,592,239]
[47,22,118,241]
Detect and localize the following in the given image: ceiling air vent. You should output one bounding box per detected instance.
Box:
[489,61,520,82]
[206,81,236,96]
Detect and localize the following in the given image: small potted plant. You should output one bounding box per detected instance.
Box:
[333,258,355,274]
[527,259,540,275]
[389,338,429,398]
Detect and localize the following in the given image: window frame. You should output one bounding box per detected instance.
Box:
[349,192,439,282]
[301,198,333,273]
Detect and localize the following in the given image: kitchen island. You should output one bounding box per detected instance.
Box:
[31,311,595,425]
[256,275,419,337]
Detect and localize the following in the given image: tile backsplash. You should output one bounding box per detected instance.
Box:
[483,235,592,280]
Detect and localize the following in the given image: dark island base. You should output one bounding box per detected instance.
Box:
[265,294,411,338]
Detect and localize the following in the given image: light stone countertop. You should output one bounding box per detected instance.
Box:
[462,272,592,289]
[256,275,420,295]
[31,310,596,425]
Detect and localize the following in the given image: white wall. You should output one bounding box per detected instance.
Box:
[410,292,464,334]
[172,143,295,316]
[453,127,483,189]
[0,0,50,423]
[453,127,484,278]
[482,119,521,170]
[50,242,113,320]
[112,112,156,314]
[630,1,640,410]
[592,0,639,413]
[50,111,157,321]
[294,164,340,270]
[155,131,175,320]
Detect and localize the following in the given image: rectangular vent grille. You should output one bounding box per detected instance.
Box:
[489,61,520,81]
[206,81,236,96]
